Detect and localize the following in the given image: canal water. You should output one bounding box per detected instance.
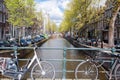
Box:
[0,35,106,79]
[37,37,88,79]
[21,36,106,79]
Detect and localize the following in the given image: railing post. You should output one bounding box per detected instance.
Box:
[13,46,18,56]
[111,47,116,54]
[110,47,116,79]
[111,47,116,67]
[62,48,67,80]
[13,46,19,71]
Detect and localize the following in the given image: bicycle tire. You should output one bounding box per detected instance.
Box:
[75,60,98,80]
[31,61,55,80]
[115,64,120,80]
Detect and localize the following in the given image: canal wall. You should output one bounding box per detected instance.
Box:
[0,39,48,58]
[64,37,117,70]
[65,37,114,56]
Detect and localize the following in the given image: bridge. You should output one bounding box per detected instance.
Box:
[0,44,119,80]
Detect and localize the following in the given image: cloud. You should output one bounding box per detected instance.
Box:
[58,0,70,11]
[35,0,70,26]
[99,0,106,6]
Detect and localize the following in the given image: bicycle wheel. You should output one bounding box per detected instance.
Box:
[31,61,55,80]
[115,64,120,80]
[75,60,98,80]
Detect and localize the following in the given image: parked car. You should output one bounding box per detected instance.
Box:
[33,35,42,42]
[20,38,28,46]
[0,40,10,47]
[9,40,20,47]
[31,38,35,44]
[116,44,120,47]
[26,38,32,45]
[39,35,45,40]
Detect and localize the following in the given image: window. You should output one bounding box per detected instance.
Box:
[3,14,5,23]
[116,12,120,24]
[0,3,3,11]
[0,27,2,40]
[2,4,5,12]
[118,12,120,24]
[0,13,2,22]
[118,28,120,39]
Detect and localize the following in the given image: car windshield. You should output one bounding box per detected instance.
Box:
[10,41,16,44]
[4,41,9,44]
[21,39,26,42]
[0,41,3,43]
[27,39,31,41]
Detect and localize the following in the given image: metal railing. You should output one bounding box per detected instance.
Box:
[0,46,119,80]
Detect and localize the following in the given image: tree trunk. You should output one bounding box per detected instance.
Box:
[108,6,120,47]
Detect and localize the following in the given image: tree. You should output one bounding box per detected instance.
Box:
[59,0,101,33]
[23,0,35,27]
[35,11,44,26]
[50,22,57,33]
[4,0,35,27]
[108,0,120,47]
[45,18,57,34]
[4,0,35,42]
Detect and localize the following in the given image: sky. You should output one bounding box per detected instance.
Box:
[35,0,70,26]
[35,0,106,26]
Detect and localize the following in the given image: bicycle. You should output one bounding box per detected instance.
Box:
[0,47,55,80]
[75,51,120,80]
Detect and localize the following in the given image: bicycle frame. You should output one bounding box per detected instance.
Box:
[96,56,120,80]
[0,48,43,79]
[0,47,55,80]
[20,47,50,80]
[27,48,42,69]
[110,58,118,79]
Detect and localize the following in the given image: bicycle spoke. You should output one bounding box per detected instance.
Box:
[32,70,42,75]
[115,64,120,80]
[31,62,55,80]
[75,61,98,80]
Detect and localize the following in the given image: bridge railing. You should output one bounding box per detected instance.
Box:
[0,47,119,80]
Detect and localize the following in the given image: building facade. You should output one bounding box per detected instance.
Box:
[78,2,120,45]
[0,0,5,40]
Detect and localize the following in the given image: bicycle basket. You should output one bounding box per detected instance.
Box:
[0,57,17,72]
[0,57,6,70]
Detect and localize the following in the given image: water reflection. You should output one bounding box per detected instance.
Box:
[17,36,106,80]
[0,37,106,79]
[37,37,88,79]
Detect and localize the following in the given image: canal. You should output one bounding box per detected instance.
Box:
[0,35,106,79]
[37,37,88,79]
[33,35,106,79]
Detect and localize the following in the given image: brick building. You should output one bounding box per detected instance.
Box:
[0,0,10,40]
[78,1,120,45]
